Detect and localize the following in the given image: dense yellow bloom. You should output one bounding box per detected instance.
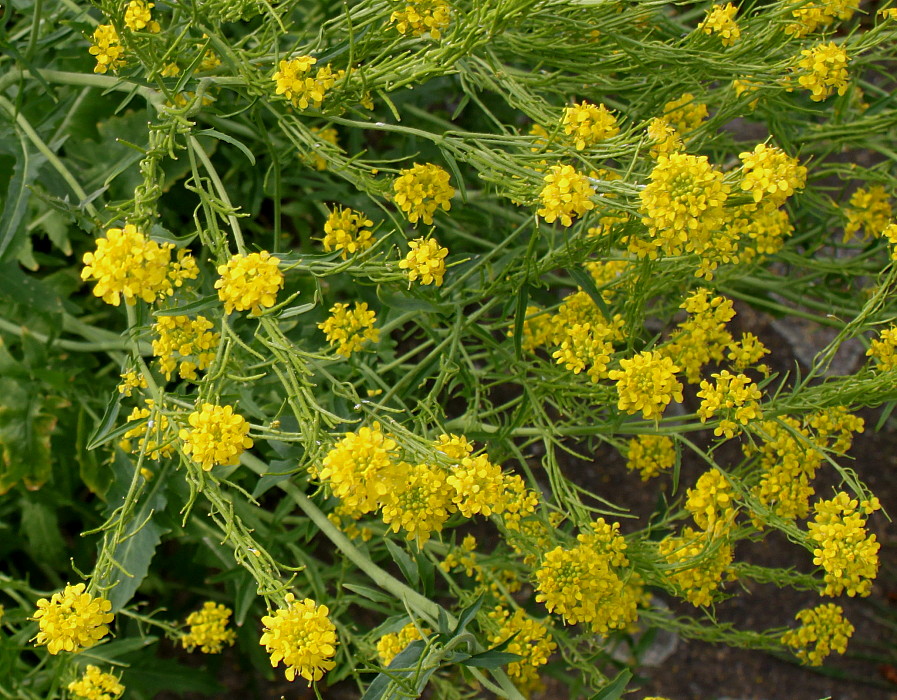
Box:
[390,0,451,39]
[662,289,735,382]
[318,302,380,357]
[809,406,864,454]
[698,3,740,46]
[844,185,892,240]
[380,463,455,546]
[32,583,113,654]
[796,42,849,102]
[322,207,375,258]
[317,424,400,516]
[181,602,237,653]
[124,0,160,32]
[393,163,454,224]
[399,237,448,285]
[696,370,763,438]
[685,469,737,535]
[781,604,854,666]
[81,225,196,306]
[122,403,174,460]
[67,665,124,700]
[273,56,340,109]
[727,332,770,373]
[881,7,897,19]
[434,432,474,460]
[608,351,683,420]
[152,315,219,381]
[785,0,859,37]
[377,622,429,665]
[738,144,806,206]
[646,117,683,159]
[537,164,595,226]
[260,595,337,683]
[215,251,284,315]
[179,403,254,471]
[867,326,897,371]
[658,528,733,607]
[551,322,614,383]
[882,222,897,259]
[562,101,619,150]
[500,473,540,531]
[89,24,125,74]
[807,492,880,597]
[626,435,676,480]
[446,454,507,517]
[488,607,556,692]
[662,93,708,134]
[117,370,147,397]
[440,533,480,577]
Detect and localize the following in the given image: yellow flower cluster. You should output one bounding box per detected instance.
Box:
[487,607,557,692]
[273,56,340,109]
[215,251,284,315]
[434,431,474,459]
[393,163,455,224]
[322,207,375,258]
[32,583,114,655]
[117,370,147,397]
[180,601,237,653]
[376,621,429,665]
[67,665,124,700]
[318,302,380,358]
[662,93,708,134]
[785,0,859,37]
[738,144,807,206]
[81,225,198,306]
[179,403,254,471]
[152,315,219,381]
[380,463,454,546]
[808,406,864,454]
[882,222,897,259]
[796,42,850,102]
[260,594,337,683]
[685,469,737,535]
[696,370,763,438]
[562,101,620,150]
[537,164,595,226]
[123,403,174,460]
[781,604,854,666]
[399,237,449,286]
[123,0,160,32]
[844,185,892,240]
[608,350,684,420]
[446,453,508,518]
[390,0,451,39]
[727,332,770,373]
[868,325,897,370]
[698,3,740,46]
[646,117,683,159]
[89,24,125,74]
[658,527,733,606]
[552,322,614,383]
[626,435,676,480]
[663,289,736,382]
[807,492,880,597]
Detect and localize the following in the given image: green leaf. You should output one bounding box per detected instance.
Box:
[0,262,63,317]
[360,640,428,700]
[87,390,123,450]
[460,650,521,669]
[19,498,65,563]
[77,406,112,498]
[343,583,393,604]
[0,133,39,263]
[384,539,419,587]
[195,128,256,165]
[567,265,612,320]
[590,668,632,700]
[452,593,483,636]
[154,294,220,317]
[120,655,224,698]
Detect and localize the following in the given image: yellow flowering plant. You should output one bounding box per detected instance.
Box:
[3,0,897,697]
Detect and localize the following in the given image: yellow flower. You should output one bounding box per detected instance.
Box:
[88,24,125,74]
[796,42,849,102]
[123,0,160,32]
[393,163,455,224]
[377,621,430,665]
[322,207,374,258]
[662,93,708,134]
[738,143,807,206]
[181,601,237,653]
[698,3,740,46]
[390,0,451,39]
[487,607,556,692]
[882,222,897,259]
[844,185,892,240]
[433,433,473,460]
[380,463,454,545]
[625,435,676,481]
[696,370,763,438]
[537,164,595,226]
[446,453,507,517]
[782,604,853,666]
[318,302,380,357]
[658,527,733,607]
[685,468,737,535]
[179,403,254,471]
[309,127,339,171]
[399,237,448,286]
[608,351,683,420]
[867,325,897,370]
[562,101,620,150]
[646,117,683,159]
[260,594,337,683]
[32,583,114,654]
[67,665,124,700]
[152,315,219,381]
[215,251,284,315]
[273,57,339,109]
[123,402,174,460]
[117,370,147,397]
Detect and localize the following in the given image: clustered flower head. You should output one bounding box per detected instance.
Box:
[122,402,174,460]
[152,314,219,381]
[867,325,897,370]
[487,607,557,692]
[785,0,859,37]
[781,604,854,666]
[32,583,114,654]
[179,403,254,471]
[608,350,684,420]
[81,225,197,306]
[537,164,595,226]
[696,370,763,438]
[322,207,375,258]
[698,3,740,46]
[392,163,455,224]
[844,185,892,240]
[215,251,284,315]
[89,24,125,74]
[646,117,683,159]
[738,143,807,206]
[260,594,337,683]
[663,289,736,383]
[123,0,160,32]
[552,322,614,382]
[380,463,454,546]
[658,527,733,606]
[662,93,708,134]
[318,302,380,357]
[685,468,737,535]
[796,42,850,102]
[67,665,124,700]
[376,621,429,665]
[399,237,449,286]
[390,0,451,39]
[273,56,341,110]
[626,435,676,480]
[446,453,508,518]
[180,601,237,653]
[117,370,147,397]
[807,492,880,597]
[562,101,620,150]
